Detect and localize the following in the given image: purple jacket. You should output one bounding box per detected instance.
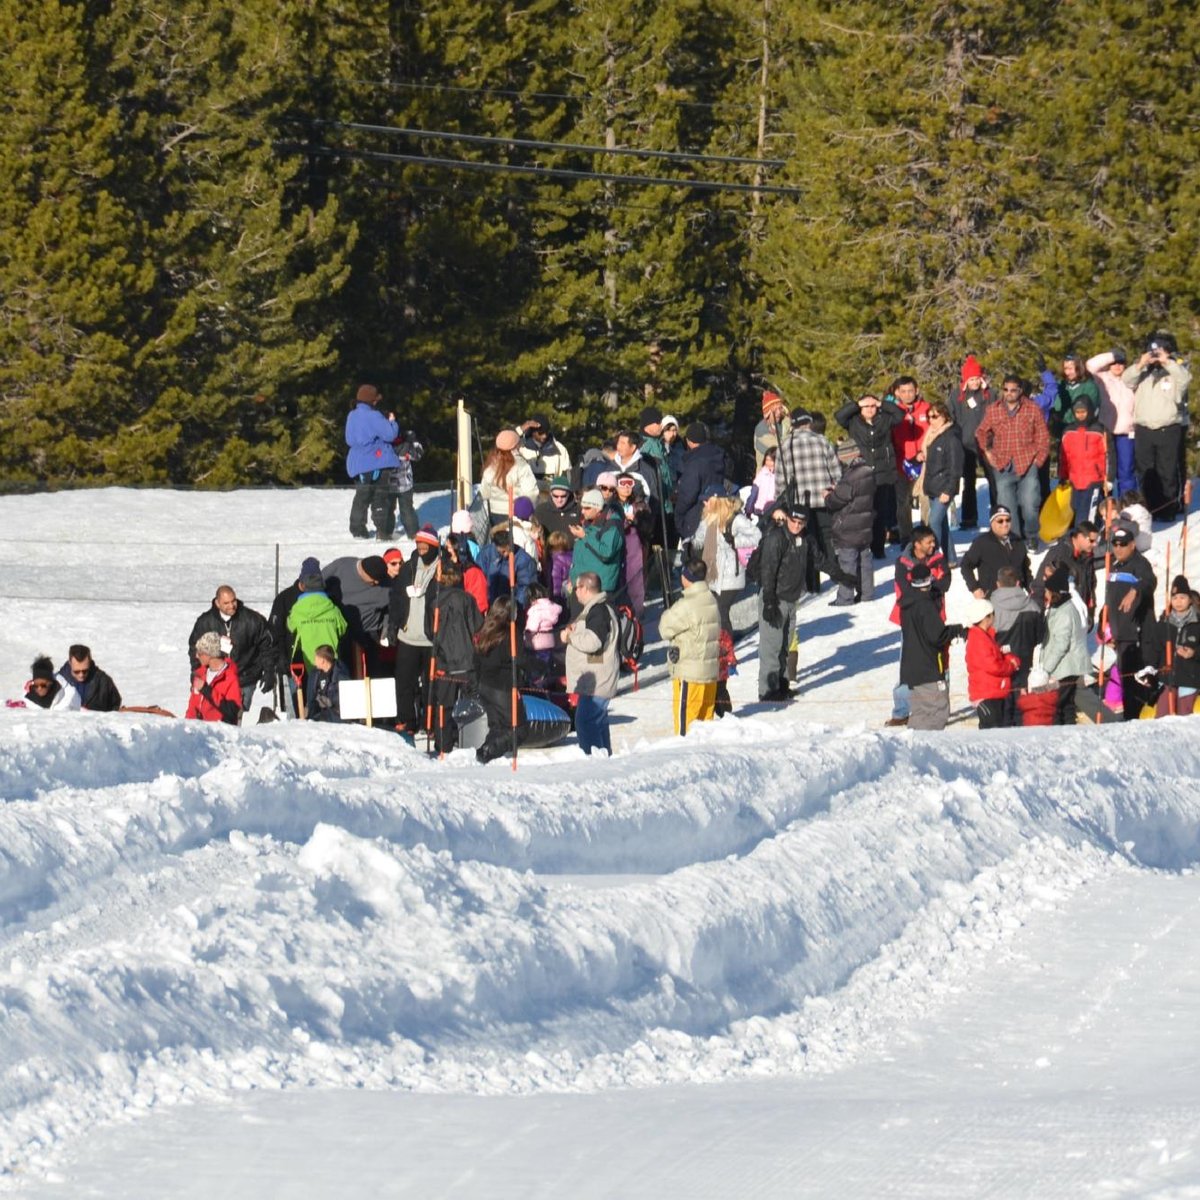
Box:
[345,403,400,478]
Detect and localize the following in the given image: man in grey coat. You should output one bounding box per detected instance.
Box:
[562,572,620,756]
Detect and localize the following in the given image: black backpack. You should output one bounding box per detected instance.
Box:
[614,603,644,689]
[744,543,763,586]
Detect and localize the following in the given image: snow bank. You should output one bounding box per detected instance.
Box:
[2,710,1199,1181]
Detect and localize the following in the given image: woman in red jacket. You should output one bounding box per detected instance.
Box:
[963,597,1021,729]
[185,632,243,724]
[1058,396,1109,527]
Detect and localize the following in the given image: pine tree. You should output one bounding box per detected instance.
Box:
[97,0,357,485]
[0,0,153,485]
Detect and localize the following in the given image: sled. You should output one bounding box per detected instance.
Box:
[1039,482,1074,544]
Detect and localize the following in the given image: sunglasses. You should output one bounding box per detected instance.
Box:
[29,680,52,689]
[992,517,1011,524]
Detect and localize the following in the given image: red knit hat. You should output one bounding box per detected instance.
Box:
[382,547,404,563]
[762,390,786,420]
[960,355,984,383]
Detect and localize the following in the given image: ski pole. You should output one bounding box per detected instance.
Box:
[362,649,373,728]
[1095,504,1114,721]
[1164,543,1176,716]
[425,559,443,753]
[508,486,519,771]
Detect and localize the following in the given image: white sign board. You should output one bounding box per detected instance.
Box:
[338,678,398,722]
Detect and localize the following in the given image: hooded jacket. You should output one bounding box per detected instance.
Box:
[834,400,901,481]
[965,625,1021,703]
[825,459,876,551]
[898,587,955,688]
[658,580,721,683]
[345,403,401,478]
[185,658,242,724]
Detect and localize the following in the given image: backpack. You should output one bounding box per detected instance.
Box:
[744,543,763,586]
[614,603,644,689]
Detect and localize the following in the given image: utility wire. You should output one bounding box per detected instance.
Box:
[290,143,803,198]
[340,76,772,116]
[312,119,786,169]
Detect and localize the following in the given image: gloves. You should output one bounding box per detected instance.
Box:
[762,601,783,628]
[944,623,966,642]
[666,646,681,665]
[1134,665,1157,682]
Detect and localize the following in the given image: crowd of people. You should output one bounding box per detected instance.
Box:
[13,334,1198,748]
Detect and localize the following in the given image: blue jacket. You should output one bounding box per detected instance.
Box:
[345,403,401,478]
[475,543,538,607]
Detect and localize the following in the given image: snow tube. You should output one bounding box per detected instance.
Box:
[519,694,572,749]
[1039,482,1074,544]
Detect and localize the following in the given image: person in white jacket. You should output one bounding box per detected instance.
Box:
[21,656,81,712]
[1086,349,1137,496]
[480,429,540,524]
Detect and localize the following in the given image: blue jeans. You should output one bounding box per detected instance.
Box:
[994,466,1042,542]
[1114,435,1136,498]
[1071,483,1100,528]
[927,496,955,565]
[575,694,612,756]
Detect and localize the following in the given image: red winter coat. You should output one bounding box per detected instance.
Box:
[1058,425,1108,490]
[890,398,931,477]
[463,564,489,614]
[185,660,243,724]
[965,625,1021,703]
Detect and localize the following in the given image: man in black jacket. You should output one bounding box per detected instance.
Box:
[267,556,321,716]
[898,563,963,730]
[1034,522,1098,627]
[1102,521,1158,720]
[674,422,727,541]
[188,586,274,712]
[834,394,901,557]
[56,644,122,711]
[757,504,810,701]
[961,506,1031,598]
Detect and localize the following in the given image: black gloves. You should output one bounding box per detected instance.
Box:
[944,623,966,642]
[762,601,783,628]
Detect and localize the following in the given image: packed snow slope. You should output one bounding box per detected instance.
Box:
[1,487,1199,1197]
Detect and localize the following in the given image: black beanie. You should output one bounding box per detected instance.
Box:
[1171,575,1191,596]
[638,405,663,431]
[360,555,389,584]
[686,421,709,444]
[30,655,56,682]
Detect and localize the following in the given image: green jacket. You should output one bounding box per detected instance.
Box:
[570,516,625,593]
[1051,378,1101,435]
[658,580,721,683]
[286,591,349,670]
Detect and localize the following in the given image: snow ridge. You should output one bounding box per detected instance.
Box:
[2,712,1200,1181]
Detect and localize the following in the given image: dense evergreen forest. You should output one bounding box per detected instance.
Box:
[2,0,1196,488]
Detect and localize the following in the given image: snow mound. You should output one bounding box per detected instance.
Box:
[2,711,1199,1181]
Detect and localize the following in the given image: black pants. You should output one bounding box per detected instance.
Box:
[872,482,896,557]
[349,476,389,537]
[393,641,432,729]
[429,676,467,754]
[1134,423,1183,520]
[976,696,1013,728]
[1054,677,1080,726]
[960,448,996,527]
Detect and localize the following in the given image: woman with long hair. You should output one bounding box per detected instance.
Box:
[473,598,526,762]
[918,401,964,567]
[480,430,539,525]
[425,559,484,754]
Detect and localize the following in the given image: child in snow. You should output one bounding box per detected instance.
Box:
[307,645,346,722]
[963,597,1022,729]
[746,447,778,523]
[1058,396,1109,527]
[546,529,574,604]
[1039,564,1092,725]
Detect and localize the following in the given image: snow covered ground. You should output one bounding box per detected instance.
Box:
[1,486,1199,1198]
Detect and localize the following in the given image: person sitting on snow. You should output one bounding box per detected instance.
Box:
[19,655,81,712]
[185,632,243,725]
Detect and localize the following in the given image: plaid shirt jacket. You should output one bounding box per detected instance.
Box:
[779,429,840,510]
[974,398,1049,477]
